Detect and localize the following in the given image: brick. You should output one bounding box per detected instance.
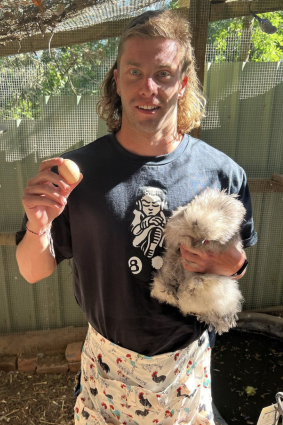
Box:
[0,356,17,372]
[69,361,81,373]
[18,355,38,372]
[65,341,83,363]
[37,354,69,374]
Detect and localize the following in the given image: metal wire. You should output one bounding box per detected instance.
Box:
[0,1,282,334]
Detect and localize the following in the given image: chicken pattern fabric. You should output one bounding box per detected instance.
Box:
[74,325,214,425]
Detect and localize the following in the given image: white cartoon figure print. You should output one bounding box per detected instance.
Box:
[131,189,166,260]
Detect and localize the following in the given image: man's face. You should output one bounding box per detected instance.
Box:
[114,37,188,135]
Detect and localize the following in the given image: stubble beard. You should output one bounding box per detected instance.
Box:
[122,103,177,140]
[124,108,162,135]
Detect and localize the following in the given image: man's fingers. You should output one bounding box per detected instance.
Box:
[38,157,64,173]
[182,260,200,268]
[24,184,67,206]
[24,172,82,210]
[22,194,65,210]
[180,243,213,256]
[27,170,70,191]
[180,245,207,271]
[182,259,202,272]
[180,245,200,260]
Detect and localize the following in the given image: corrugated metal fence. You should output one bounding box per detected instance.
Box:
[0,61,283,334]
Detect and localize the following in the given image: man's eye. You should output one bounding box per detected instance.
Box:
[130,69,140,75]
[159,71,170,77]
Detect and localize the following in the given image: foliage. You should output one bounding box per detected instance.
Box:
[207,12,283,63]
[249,12,283,62]
[0,38,118,119]
[39,39,118,95]
[0,9,282,119]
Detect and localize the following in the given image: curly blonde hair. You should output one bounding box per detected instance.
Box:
[96,10,206,134]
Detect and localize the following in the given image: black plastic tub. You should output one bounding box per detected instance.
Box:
[212,313,283,425]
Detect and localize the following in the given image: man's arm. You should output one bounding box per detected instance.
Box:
[16,223,57,283]
[16,158,82,283]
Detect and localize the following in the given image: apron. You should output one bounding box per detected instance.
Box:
[74,324,214,425]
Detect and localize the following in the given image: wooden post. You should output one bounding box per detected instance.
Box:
[238,16,254,62]
[193,0,210,88]
[189,0,210,139]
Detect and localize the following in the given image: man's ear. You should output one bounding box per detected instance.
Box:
[113,69,120,96]
[178,75,188,99]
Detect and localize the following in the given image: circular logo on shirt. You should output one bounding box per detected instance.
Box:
[128,257,142,275]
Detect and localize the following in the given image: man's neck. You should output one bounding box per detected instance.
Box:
[115,127,183,157]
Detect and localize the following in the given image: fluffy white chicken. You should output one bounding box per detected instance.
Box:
[151,188,246,334]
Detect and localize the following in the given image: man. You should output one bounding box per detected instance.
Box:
[16,10,257,425]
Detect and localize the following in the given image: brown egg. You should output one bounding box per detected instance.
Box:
[58,159,80,184]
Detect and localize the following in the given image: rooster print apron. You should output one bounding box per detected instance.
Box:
[74,325,214,425]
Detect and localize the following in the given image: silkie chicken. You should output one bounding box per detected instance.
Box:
[151,188,246,334]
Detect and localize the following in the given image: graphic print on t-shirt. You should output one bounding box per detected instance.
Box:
[128,187,167,279]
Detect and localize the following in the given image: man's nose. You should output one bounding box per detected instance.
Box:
[139,77,158,96]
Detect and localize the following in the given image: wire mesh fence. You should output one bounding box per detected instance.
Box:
[0,0,283,334]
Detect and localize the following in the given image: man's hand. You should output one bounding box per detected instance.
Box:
[17,158,83,283]
[180,243,247,279]
[22,157,83,233]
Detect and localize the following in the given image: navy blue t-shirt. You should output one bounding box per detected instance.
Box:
[17,133,257,355]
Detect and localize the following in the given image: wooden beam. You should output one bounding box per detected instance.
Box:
[0,17,130,57]
[0,0,282,57]
[271,173,283,185]
[210,0,283,22]
[2,177,283,246]
[0,7,190,57]
[248,178,283,193]
[0,326,88,355]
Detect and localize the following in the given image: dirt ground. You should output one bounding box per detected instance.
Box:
[0,371,76,424]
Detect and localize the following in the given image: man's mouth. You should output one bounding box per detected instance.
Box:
[137,105,159,110]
